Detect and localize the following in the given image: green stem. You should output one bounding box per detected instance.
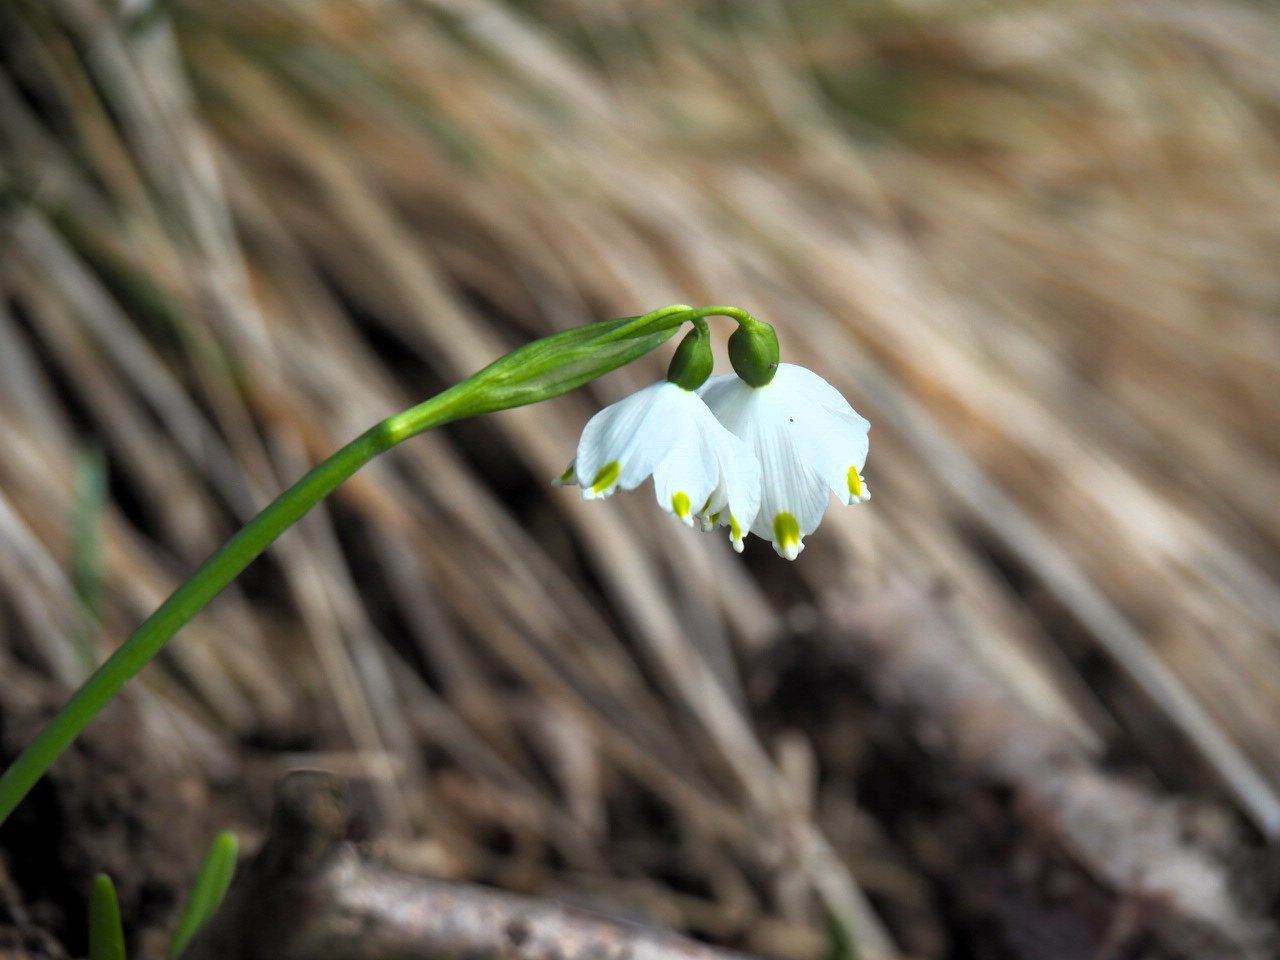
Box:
[680,305,755,326]
[0,381,475,826]
[0,302,709,827]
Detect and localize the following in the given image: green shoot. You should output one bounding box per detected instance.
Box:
[167,831,239,959]
[824,911,861,960]
[71,444,107,672]
[89,873,127,960]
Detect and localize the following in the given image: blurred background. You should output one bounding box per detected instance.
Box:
[2,1,1279,958]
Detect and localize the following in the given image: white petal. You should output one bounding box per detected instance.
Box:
[785,407,869,505]
[698,374,754,431]
[663,390,736,517]
[568,382,759,536]
[768,366,871,505]
[652,432,719,526]
[752,420,829,549]
[813,420,871,504]
[552,460,578,487]
[565,363,868,559]
[720,433,763,551]
[766,364,852,407]
[697,429,761,551]
[738,393,828,535]
[703,366,865,558]
[574,382,684,499]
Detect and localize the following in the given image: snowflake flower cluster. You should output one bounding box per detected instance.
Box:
[556,361,870,560]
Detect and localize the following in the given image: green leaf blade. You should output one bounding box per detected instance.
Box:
[167,831,238,960]
[89,874,127,960]
[71,444,107,672]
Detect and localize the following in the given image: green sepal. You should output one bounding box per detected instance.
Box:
[728,316,780,387]
[666,318,713,390]
[89,874,127,960]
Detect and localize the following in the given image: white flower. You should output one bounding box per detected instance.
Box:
[555,381,761,548]
[700,363,870,560]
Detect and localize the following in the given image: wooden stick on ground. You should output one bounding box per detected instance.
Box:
[184,771,766,960]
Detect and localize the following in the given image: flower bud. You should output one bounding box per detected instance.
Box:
[666,320,714,391]
[728,318,780,387]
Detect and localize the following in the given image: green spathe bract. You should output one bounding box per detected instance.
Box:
[0,303,737,827]
[402,305,693,427]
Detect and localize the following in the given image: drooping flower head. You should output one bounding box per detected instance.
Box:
[555,308,869,559]
[701,362,869,560]
[555,321,762,549]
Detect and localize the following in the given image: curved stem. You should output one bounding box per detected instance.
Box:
[0,384,474,826]
[680,305,755,327]
[0,302,711,827]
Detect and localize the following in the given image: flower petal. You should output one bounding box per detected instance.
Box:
[769,367,871,506]
[652,433,719,526]
[749,413,830,557]
[552,460,578,487]
[561,360,867,559]
[702,364,869,558]
[574,382,684,499]
[790,407,870,505]
[695,423,761,551]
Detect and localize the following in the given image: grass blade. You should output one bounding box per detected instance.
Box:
[71,444,107,671]
[89,874,127,960]
[167,831,238,959]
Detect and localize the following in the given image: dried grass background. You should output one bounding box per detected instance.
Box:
[2,1,1279,958]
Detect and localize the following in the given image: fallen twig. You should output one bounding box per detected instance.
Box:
[184,771,765,960]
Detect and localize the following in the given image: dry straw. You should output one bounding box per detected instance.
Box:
[2,1,1279,957]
